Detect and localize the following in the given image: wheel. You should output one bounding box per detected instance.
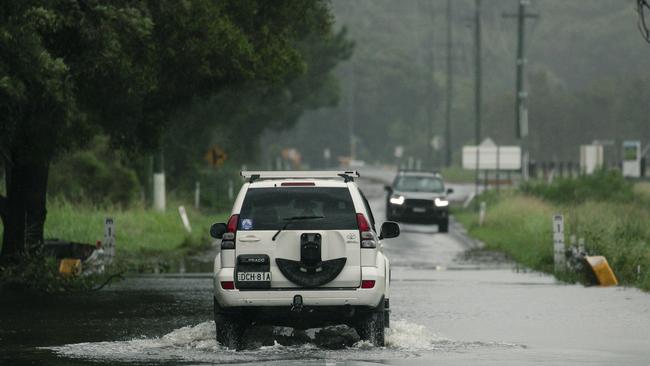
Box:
[438,218,449,233]
[355,311,385,346]
[214,299,246,350]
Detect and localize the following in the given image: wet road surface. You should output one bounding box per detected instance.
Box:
[1,177,649,365]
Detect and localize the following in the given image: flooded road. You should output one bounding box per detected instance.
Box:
[1,178,649,365]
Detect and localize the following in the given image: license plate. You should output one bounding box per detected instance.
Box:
[412,207,426,213]
[237,272,271,282]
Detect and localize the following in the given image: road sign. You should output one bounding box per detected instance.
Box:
[462,138,522,170]
[204,146,227,167]
[622,140,641,178]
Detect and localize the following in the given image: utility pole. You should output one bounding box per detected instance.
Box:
[347,62,356,161]
[426,0,436,170]
[504,0,539,179]
[473,0,482,200]
[445,0,453,168]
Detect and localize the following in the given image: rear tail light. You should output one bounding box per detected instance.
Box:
[356,213,376,248]
[221,281,235,290]
[221,214,239,250]
[361,280,375,289]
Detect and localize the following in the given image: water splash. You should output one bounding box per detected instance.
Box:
[45,319,524,364]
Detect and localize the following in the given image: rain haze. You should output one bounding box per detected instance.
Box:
[1,1,649,365]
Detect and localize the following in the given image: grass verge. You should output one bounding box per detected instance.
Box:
[2,198,227,274]
[454,188,650,291]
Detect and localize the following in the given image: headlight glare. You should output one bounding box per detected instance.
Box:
[434,198,449,207]
[389,195,405,205]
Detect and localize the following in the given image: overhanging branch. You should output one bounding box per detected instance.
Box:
[638,0,650,44]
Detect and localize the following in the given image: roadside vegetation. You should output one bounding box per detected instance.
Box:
[0,198,226,292]
[454,170,650,291]
[45,199,225,270]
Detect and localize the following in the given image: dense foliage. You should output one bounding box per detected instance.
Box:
[0,0,349,262]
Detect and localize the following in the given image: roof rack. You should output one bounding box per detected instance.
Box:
[241,171,360,183]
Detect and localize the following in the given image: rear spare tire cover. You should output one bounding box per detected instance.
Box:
[275,258,347,288]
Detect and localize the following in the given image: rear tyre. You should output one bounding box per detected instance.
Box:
[438,218,449,233]
[214,299,246,350]
[355,311,385,346]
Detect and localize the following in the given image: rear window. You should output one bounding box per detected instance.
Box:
[238,187,357,230]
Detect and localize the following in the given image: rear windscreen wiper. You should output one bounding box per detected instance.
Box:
[272,216,324,241]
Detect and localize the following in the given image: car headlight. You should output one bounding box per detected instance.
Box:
[389,194,405,205]
[434,198,449,207]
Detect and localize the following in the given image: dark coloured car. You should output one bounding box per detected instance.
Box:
[384,171,453,232]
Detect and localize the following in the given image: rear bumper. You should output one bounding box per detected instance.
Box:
[213,267,385,308]
[388,204,448,222]
[214,295,385,328]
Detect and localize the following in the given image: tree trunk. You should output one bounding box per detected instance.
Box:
[1,162,27,261]
[24,161,49,250]
[0,157,50,261]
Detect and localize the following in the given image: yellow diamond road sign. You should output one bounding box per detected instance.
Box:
[205,146,227,167]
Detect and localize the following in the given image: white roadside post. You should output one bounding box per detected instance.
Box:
[194,181,200,209]
[104,218,116,265]
[478,201,486,226]
[553,214,566,272]
[153,173,166,212]
[178,205,192,233]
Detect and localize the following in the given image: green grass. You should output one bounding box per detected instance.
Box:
[455,190,650,291]
[440,166,476,183]
[2,198,228,272]
[45,199,222,253]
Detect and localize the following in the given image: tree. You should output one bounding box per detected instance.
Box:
[1,0,153,259]
[0,0,339,262]
[161,5,353,190]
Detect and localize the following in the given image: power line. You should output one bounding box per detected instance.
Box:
[473,0,482,201]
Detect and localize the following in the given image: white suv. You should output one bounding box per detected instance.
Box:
[210,171,400,350]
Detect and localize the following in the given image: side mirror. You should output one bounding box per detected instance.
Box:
[210,223,227,239]
[446,188,454,194]
[379,221,400,239]
[384,185,393,192]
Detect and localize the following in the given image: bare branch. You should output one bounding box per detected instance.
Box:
[638,0,650,44]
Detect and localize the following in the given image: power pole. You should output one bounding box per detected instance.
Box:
[504,0,539,178]
[347,62,356,160]
[445,0,453,167]
[426,0,436,170]
[473,0,482,200]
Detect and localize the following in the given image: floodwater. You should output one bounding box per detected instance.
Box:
[1,177,649,365]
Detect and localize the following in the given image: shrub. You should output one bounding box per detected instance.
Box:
[48,136,141,207]
[520,169,633,204]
